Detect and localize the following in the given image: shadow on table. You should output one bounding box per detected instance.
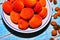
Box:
[2,18,51,38]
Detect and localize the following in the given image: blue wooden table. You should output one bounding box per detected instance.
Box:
[0,0,60,40]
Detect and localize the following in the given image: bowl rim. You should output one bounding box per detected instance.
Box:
[1,0,52,33]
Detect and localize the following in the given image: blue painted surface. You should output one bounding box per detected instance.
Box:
[0,5,10,37]
[0,0,60,40]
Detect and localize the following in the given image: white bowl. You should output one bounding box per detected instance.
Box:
[1,0,52,33]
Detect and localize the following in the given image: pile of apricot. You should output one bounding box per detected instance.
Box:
[2,0,47,30]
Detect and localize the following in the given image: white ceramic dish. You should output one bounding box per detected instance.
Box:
[2,0,52,33]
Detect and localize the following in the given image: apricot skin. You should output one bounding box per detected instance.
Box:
[39,7,47,19]
[57,10,60,16]
[8,0,23,3]
[20,8,34,20]
[58,29,60,34]
[18,19,28,30]
[34,2,42,13]
[10,11,20,24]
[8,0,15,3]
[24,0,37,7]
[13,0,24,12]
[2,1,13,14]
[39,0,46,7]
[50,21,57,26]
[29,15,42,29]
[52,29,57,36]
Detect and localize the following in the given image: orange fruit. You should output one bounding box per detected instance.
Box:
[24,0,37,7]
[18,19,28,30]
[29,15,42,29]
[20,8,34,20]
[52,29,57,36]
[2,1,13,14]
[39,7,47,19]
[13,0,24,12]
[10,11,20,23]
[8,0,15,3]
[34,2,42,13]
[39,0,46,7]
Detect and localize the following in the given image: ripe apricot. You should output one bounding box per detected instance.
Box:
[34,2,42,13]
[53,0,57,5]
[50,38,54,40]
[8,0,15,3]
[29,15,42,29]
[50,0,53,2]
[53,26,59,30]
[18,19,28,30]
[8,0,23,3]
[10,11,20,24]
[58,29,60,34]
[39,0,46,7]
[20,8,34,20]
[53,13,58,19]
[2,1,13,14]
[52,29,57,36]
[24,0,37,7]
[50,21,57,26]
[57,10,60,16]
[55,7,60,11]
[13,0,24,12]
[39,7,47,19]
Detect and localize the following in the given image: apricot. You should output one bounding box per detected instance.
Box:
[55,7,60,11]
[53,13,58,19]
[34,2,42,13]
[52,29,57,36]
[39,7,47,19]
[20,0,24,2]
[53,0,57,5]
[57,10,60,16]
[13,0,24,12]
[2,1,13,14]
[29,15,42,29]
[8,0,15,3]
[39,0,46,7]
[50,21,57,26]
[10,11,20,24]
[20,8,34,20]
[8,0,23,3]
[58,29,60,34]
[24,0,37,7]
[50,0,53,2]
[53,26,59,30]
[18,19,28,30]
[50,38,54,40]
